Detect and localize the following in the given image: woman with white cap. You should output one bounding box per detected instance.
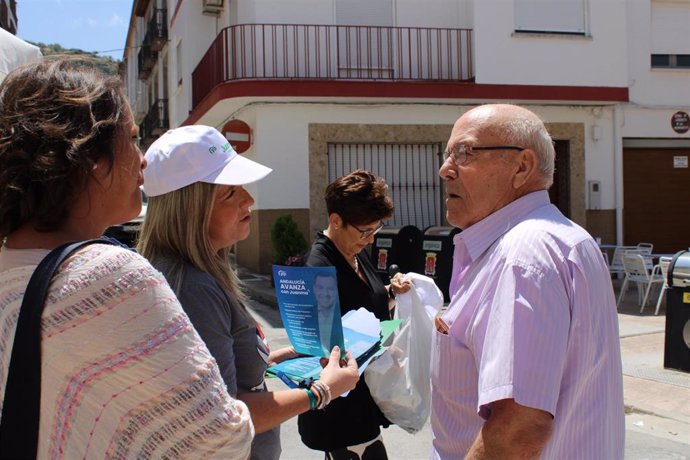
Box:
[137,125,359,460]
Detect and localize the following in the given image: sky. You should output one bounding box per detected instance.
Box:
[16,0,135,61]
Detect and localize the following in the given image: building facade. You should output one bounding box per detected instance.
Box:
[0,0,17,34]
[123,0,690,273]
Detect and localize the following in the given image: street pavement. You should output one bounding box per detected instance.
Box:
[239,267,690,459]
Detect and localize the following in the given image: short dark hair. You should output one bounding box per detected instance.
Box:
[324,169,394,226]
[0,57,129,237]
[314,270,337,284]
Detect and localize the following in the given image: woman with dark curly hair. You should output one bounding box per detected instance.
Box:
[298,169,412,460]
[0,58,253,458]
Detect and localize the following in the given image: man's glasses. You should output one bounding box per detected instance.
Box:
[352,221,385,240]
[443,145,525,167]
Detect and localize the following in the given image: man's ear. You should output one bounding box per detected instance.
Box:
[512,148,539,189]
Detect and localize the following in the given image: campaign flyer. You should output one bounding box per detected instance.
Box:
[272,265,345,358]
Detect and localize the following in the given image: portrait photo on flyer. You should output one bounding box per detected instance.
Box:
[272,265,345,358]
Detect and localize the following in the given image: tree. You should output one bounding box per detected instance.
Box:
[271,215,309,266]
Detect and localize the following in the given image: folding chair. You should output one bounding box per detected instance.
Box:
[609,245,637,278]
[652,257,673,315]
[617,253,664,311]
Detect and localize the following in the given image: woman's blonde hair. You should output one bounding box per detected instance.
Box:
[137,181,247,305]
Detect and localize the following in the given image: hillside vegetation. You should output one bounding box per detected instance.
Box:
[29,41,121,76]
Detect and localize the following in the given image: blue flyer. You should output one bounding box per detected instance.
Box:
[272,265,346,358]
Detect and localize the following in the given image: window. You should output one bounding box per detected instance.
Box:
[335,0,393,27]
[514,0,586,35]
[335,0,394,78]
[328,142,443,229]
[651,54,690,69]
[651,2,690,65]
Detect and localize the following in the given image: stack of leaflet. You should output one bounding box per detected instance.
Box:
[269,265,401,388]
[268,309,401,388]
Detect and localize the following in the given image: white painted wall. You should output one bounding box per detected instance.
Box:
[124,15,150,122]
[168,1,232,126]
[626,1,690,107]
[473,0,628,87]
[231,0,470,28]
[227,103,612,209]
[395,0,470,28]
[622,106,690,139]
[237,0,333,24]
[149,0,690,215]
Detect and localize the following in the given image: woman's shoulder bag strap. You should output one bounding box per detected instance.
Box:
[0,238,120,459]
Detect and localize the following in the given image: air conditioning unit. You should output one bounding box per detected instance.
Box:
[202,0,224,16]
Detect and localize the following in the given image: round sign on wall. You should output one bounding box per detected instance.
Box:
[222,119,252,153]
[671,111,690,134]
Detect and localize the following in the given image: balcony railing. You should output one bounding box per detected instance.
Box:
[148,8,168,52]
[192,23,474,108]
[138,42,157,80]
[141,99,169,145]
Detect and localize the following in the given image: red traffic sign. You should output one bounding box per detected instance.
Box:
[222,119,252,153]
[671,111,689,134]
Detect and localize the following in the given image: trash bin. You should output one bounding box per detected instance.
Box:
[418,226,461,303]
[663,250,690,373]
[370,225,423,283]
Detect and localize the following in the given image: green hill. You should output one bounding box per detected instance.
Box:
[28,41,121,76]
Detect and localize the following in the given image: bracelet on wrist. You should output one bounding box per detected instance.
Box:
[311,380,332,410]
[309,381,324,410]
[304,388,318,410]
[311,383,323,408]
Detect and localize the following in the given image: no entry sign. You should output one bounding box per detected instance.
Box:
[222,119,252,153]
[671,111,689,135]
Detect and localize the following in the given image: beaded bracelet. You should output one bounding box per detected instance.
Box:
[310,381,324,408]
[304,388,317,411]
[311,380,332,410]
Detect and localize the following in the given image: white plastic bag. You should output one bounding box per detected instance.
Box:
[364,273,442,434]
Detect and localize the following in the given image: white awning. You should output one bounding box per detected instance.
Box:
[0,28,43,83]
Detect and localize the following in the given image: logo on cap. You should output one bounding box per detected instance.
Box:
[209,146,217,154]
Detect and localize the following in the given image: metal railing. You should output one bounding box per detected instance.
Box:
[192,23,474,108]
[137,42,157,80]
[141,99,169,145]
[148,8,168,51]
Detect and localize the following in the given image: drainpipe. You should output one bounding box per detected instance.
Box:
[613,105,623,245]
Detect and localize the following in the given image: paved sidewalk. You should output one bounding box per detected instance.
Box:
[614,279,690,446]
[239,266,690,452]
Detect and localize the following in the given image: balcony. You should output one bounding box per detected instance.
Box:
[141,99,169,146]
[137,42,157,80]
[148,8,168,52]
[192,23,474,108]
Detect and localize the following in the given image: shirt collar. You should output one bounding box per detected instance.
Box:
[453,190,551,262]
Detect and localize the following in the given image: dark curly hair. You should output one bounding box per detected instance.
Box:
[324,169,394,226]
[0,57,128,237]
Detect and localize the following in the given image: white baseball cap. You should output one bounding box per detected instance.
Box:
[143,125,272,197]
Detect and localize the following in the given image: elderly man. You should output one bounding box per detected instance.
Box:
[430,104,624,459]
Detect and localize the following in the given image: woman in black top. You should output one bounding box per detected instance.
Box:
[298,170,411,460]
